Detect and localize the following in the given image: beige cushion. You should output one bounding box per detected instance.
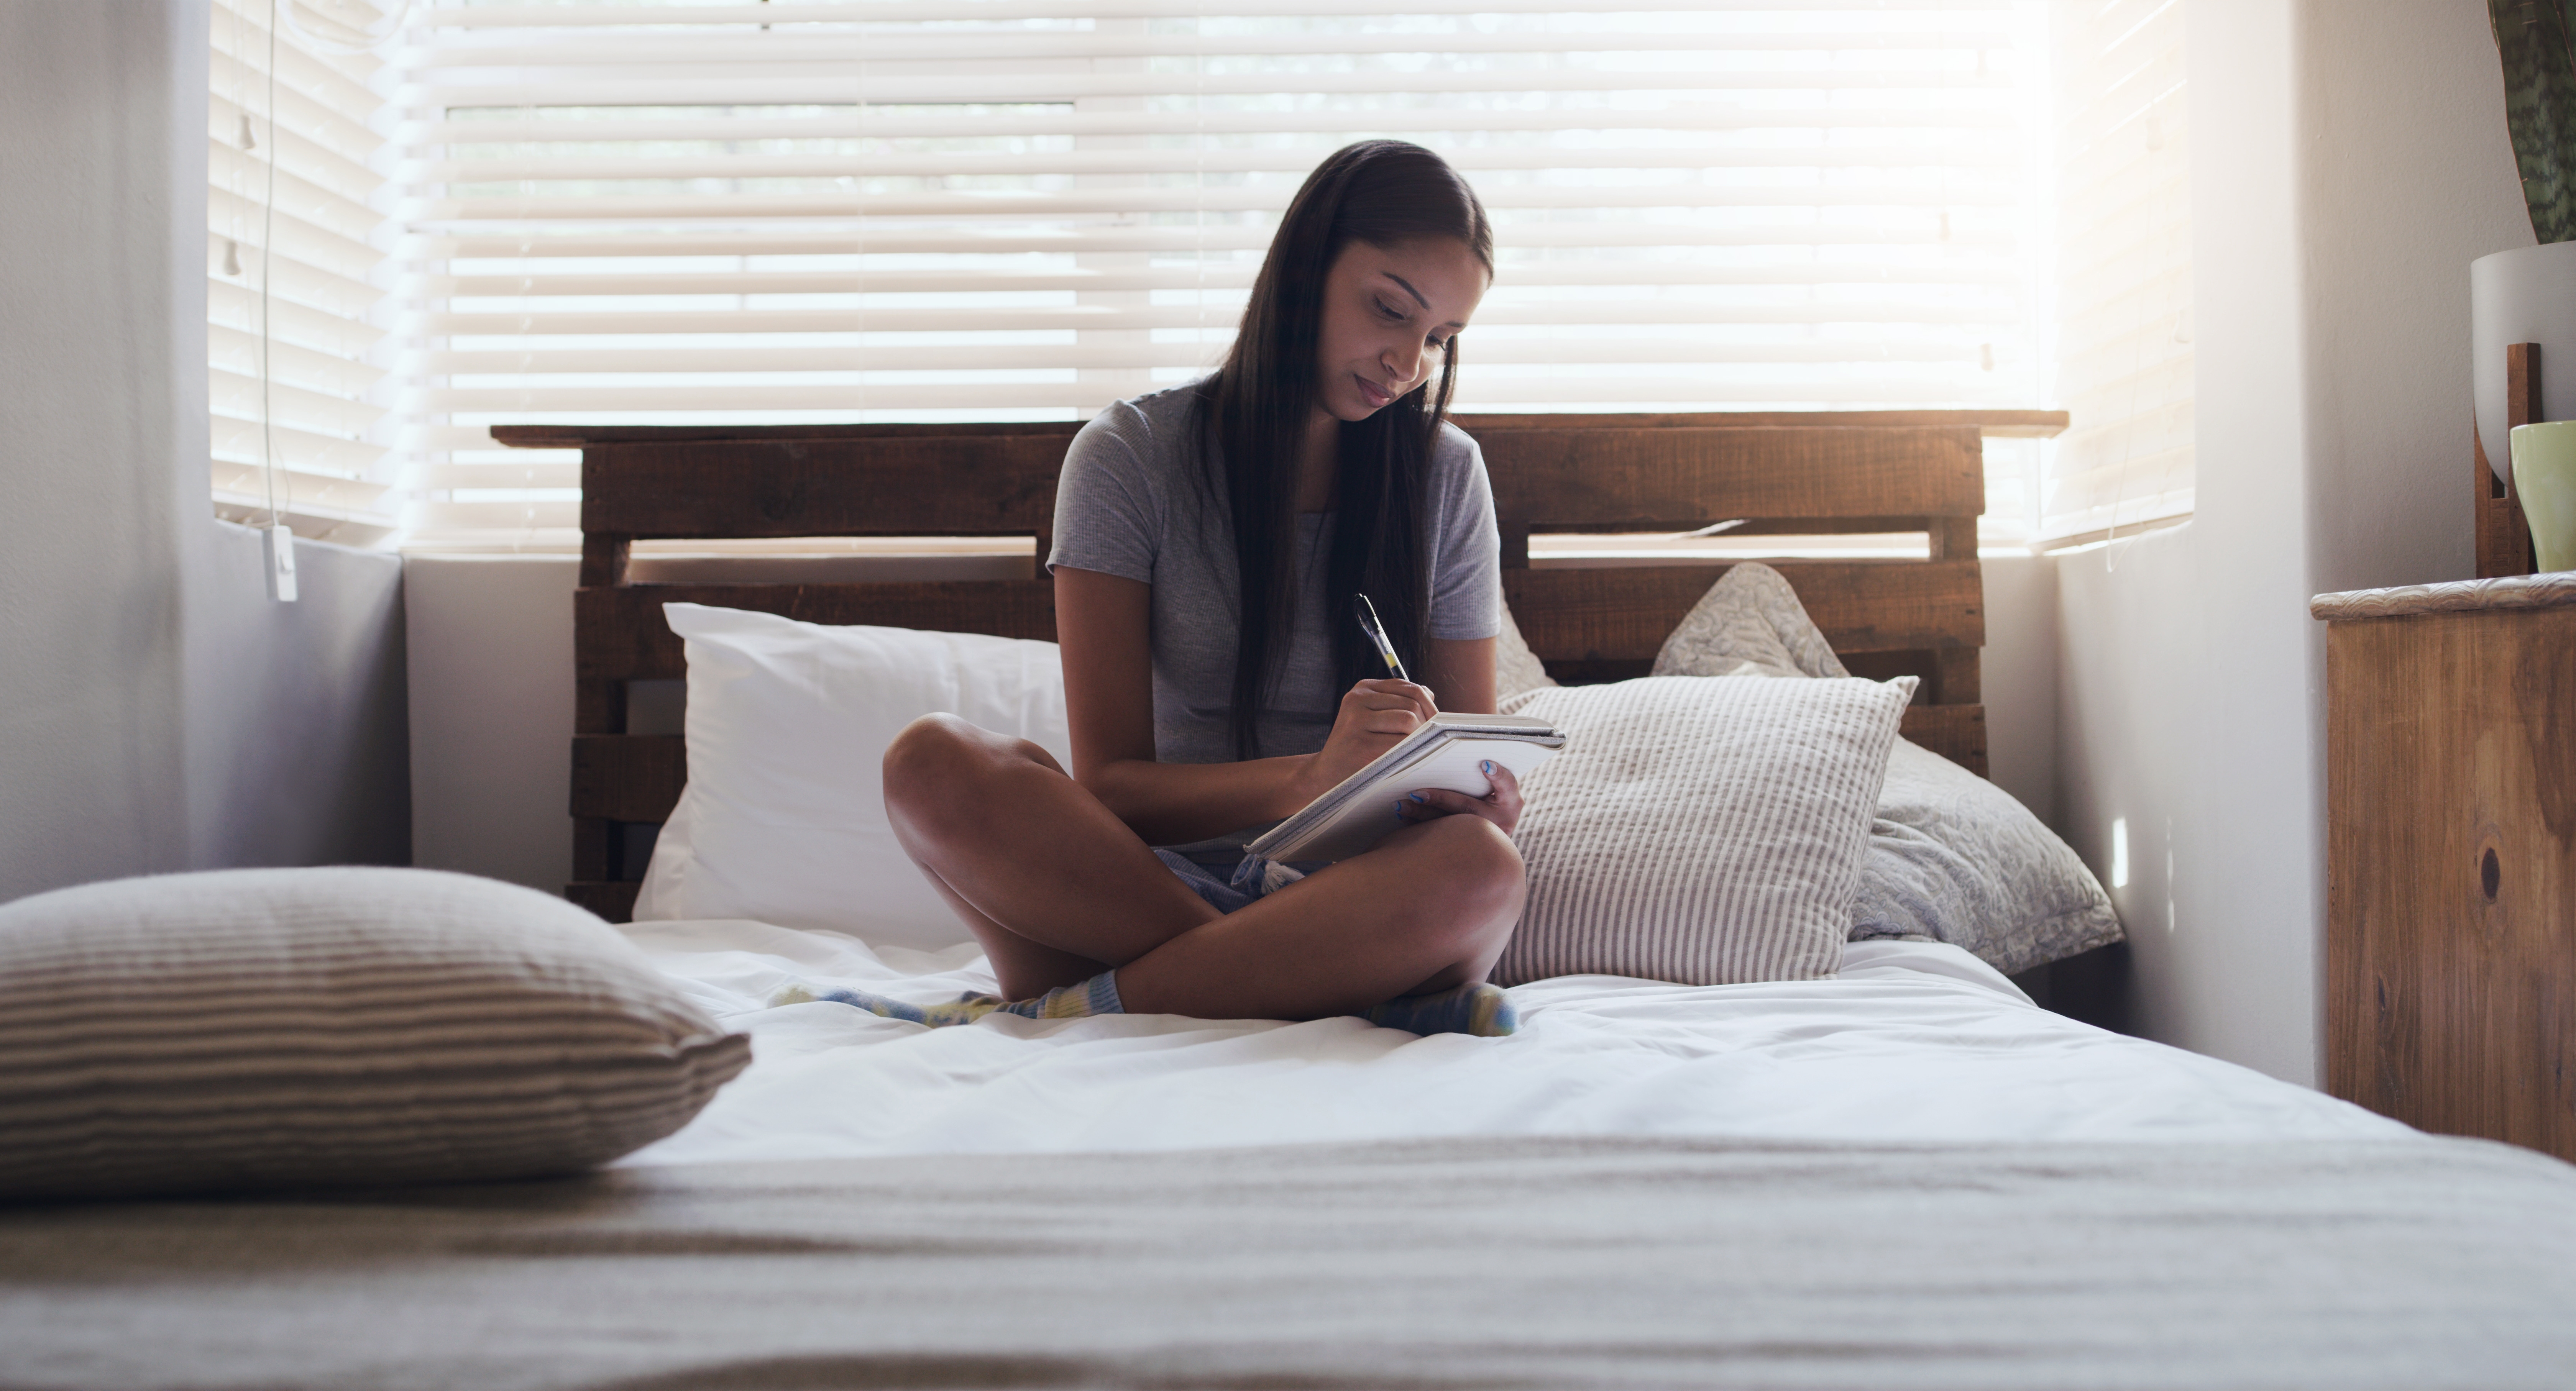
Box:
[1496,675,1913,986]
[0,868,749,1201]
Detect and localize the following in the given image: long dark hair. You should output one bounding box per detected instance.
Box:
[1199,140,1493,758]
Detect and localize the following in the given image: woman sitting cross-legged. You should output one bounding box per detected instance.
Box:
[860,141,1525,1038]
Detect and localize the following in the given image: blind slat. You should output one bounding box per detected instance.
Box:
[420,302,2024,336]
[212,415,390,476]
[410,222,2013,261]
[415,68,2019,107]
[411,31,2014,66]
[209,93,383,198]
[411,107,2023,145]
[425,145,2022,185]
[209,141,383,246]
[430,263,2020,298]
[422,338,1998,374]
[433,0,2015,25]
[209,279,388,356]
[209,187,382,285]
[419,185,2021,223]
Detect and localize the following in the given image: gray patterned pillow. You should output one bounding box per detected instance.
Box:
[1647,563,2123,974]
[1652,563,1850,680]
[1850,740,2123,975]
[0,868,750,1201]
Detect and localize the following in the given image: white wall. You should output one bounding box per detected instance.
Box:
[407,558,575,892]
[2054,0,2528,1085]
[0,1,408,905]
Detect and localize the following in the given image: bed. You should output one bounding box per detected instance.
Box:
[5,412,2573,1389]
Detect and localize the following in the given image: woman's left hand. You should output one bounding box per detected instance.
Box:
[1394,760,1523,837]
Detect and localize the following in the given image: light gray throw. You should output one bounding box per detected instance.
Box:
[4,1133,2571,1389]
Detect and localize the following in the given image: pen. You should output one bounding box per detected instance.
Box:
[1352,592,1410,683]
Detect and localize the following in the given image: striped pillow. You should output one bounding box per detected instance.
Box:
[1495,675,1914,987]
[0,868,749,1201]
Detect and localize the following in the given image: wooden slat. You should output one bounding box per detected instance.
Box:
[1932,647,1982,705]
[581,533,630,587]
[580,436,1067,539]
[1458,408,2068,438]
[1926,515,1978,560]
[572,817,612,883]
[578,579,1056,681]
[1483,426,1983,528]
[575,678,622,735]
[1900,704,1988,777]
[565,423,1988,541]
[567,881,640,924]
[573,733,684,822]
[1503,560,1982,664]
[499,421,1082,446]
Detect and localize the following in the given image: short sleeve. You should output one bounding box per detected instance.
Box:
[1047,407,1160,584]
[1426,425,1502,641]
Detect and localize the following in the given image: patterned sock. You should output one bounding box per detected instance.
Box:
[1360,983,1517,1038]
[772,970,1123,1027]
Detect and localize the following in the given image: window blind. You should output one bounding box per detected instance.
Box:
[2042,0,2191,549]
[208,0,401,545]
[393,0,2052,554]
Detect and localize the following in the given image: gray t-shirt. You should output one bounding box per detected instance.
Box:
[1047,380,1501,768]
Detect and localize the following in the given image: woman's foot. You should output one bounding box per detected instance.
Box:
[775,971,1124,1026]
[1359,982,1517,1037]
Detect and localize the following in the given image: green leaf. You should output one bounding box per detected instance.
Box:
[2492,0,2576,243]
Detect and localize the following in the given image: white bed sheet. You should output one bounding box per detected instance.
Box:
[620,919,2407,1167]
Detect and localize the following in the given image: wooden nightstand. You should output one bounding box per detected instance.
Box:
[2312,573,2576,1162]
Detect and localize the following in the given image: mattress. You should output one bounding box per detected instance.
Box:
[620,920,2408,1164]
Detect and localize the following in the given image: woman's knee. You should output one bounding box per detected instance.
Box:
[882,715,1029,837]
[1400,816,1526,942]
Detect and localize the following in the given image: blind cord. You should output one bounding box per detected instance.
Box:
[261,0,280,533]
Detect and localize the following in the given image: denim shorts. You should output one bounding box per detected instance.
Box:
[1153,848,1323,915]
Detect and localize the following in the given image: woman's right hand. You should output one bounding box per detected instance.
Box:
[1294,678,1438,804]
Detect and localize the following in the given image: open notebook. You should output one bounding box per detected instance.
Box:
[1245,713,1566,863]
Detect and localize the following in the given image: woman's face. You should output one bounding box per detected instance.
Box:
[1312,237,1489,423]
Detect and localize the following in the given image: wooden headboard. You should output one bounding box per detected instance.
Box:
[497,409,2068,921]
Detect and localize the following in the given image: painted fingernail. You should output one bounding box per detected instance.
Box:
[1409,791,1427,803]
[1481,760,1496,774]
[1393,800,1410,817]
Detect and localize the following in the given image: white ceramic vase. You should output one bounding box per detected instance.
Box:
[2471,241,2576,482]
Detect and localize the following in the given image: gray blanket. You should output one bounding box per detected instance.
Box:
[4,1134,2572,1390]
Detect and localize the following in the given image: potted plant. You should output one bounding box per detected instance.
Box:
[2474,0,2576,486]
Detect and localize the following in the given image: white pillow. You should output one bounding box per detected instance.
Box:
[1494,675,1913,987]
[634,603,1070,948]
[0,868,748,1201]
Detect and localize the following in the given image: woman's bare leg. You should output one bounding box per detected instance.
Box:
[883,715,1223,997]
[1111,814,1524,1020]
[882,715,1525,1015]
